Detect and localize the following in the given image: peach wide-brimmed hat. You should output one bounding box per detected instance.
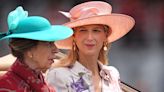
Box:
[55,1,135,49]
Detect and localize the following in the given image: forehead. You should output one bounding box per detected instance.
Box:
[37,41,54,45]
[74,24,105,29]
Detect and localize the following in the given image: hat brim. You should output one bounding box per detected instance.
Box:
[55,13,135,49]
[2,25,73,41]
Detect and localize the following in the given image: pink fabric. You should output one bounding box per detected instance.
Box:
[0,59,55,92]
[69,3,112,21]
[56,1,135,49]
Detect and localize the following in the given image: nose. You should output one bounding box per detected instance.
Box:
[87,32,94,41]
[51,44,59,53]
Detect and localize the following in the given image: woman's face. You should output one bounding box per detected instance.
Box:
[29,41,58,70]
[74,24,108,56]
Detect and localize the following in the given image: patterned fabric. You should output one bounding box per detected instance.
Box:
[0,59,55,92]
[46,61,122,92]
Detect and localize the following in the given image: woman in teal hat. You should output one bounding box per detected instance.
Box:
[0,6,73,92]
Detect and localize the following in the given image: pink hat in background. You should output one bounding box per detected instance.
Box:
[56,1,135,49]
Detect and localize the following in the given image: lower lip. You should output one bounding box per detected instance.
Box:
[85,44,94,48]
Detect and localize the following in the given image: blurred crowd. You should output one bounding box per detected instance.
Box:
[0,0,164,92]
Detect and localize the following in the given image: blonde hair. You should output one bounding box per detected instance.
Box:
[53,25,111,67]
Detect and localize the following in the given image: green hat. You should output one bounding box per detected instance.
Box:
[0,6,73,41]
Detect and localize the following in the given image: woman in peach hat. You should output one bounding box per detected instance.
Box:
[46,1,135,92]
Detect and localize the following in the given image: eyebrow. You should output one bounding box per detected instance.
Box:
[94,26,104,29]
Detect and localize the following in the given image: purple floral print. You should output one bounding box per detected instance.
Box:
[71,72,89,92]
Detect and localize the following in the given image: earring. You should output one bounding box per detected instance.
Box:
[30,54,33,58]
[73,40,76,51]
[103,42,108,51]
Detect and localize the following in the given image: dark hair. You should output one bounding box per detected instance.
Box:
[9,38,39,61]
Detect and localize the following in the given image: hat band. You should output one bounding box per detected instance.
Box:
[0,31,13,39]
[60,7,111,22]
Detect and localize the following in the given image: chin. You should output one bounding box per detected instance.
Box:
[42,65,51,70]
[41,68,48,73]
[80,49,98,56]
[46,65,51,69]
[84,51,96,55]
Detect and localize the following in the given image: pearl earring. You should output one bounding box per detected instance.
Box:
[29,54,33,58]
[73,40,76,51]
[103,42,108,51]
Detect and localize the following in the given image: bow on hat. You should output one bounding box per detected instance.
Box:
[0,6,28,39]
[59,4,112,21]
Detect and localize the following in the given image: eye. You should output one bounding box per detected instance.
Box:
[46,42,54,47]
[93,29,102,32]
[49,42,54,46]
[79,29,87,32]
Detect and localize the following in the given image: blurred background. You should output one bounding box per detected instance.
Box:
[0,0,164,92]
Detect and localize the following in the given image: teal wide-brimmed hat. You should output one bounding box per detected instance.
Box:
[0,6,73,42]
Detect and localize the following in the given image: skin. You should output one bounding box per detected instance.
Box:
[74,24,108,92]
[24,41,59,72]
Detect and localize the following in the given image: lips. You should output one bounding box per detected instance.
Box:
[85,44,95,48]
[48,59,54,64]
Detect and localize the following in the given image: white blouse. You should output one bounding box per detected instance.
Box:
[46,61,122,92]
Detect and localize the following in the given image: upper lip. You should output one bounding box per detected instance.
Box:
[85,44,95,46]
[49,56,57,60]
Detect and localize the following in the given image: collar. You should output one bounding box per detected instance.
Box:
[69,61,121,91]
[70,61,120,83]
[69,61,92,76]
[70,61,105,76]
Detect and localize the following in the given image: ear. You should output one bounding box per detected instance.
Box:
[104,35,108,42]
[104,25,111,38]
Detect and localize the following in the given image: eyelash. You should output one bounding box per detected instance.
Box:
[79,29,86,32]
[79,29,102,32]
[93,29,101,32]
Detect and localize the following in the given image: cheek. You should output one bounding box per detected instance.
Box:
[34,49,50,63]
[40,51,50,63]
[74,36,83,46]
[97,36,106,47]
[36,55,49,69]
[35,55,46,66]
[97,41,104,50]
[99,34,107,42]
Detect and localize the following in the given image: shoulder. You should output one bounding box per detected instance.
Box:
[45,67,74,91]
[98,62,120,76]
[100,65,120,81]
[100,65,123,91]
[46,67,71,78]
[104,66,120,76]
[46,67,72,83]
